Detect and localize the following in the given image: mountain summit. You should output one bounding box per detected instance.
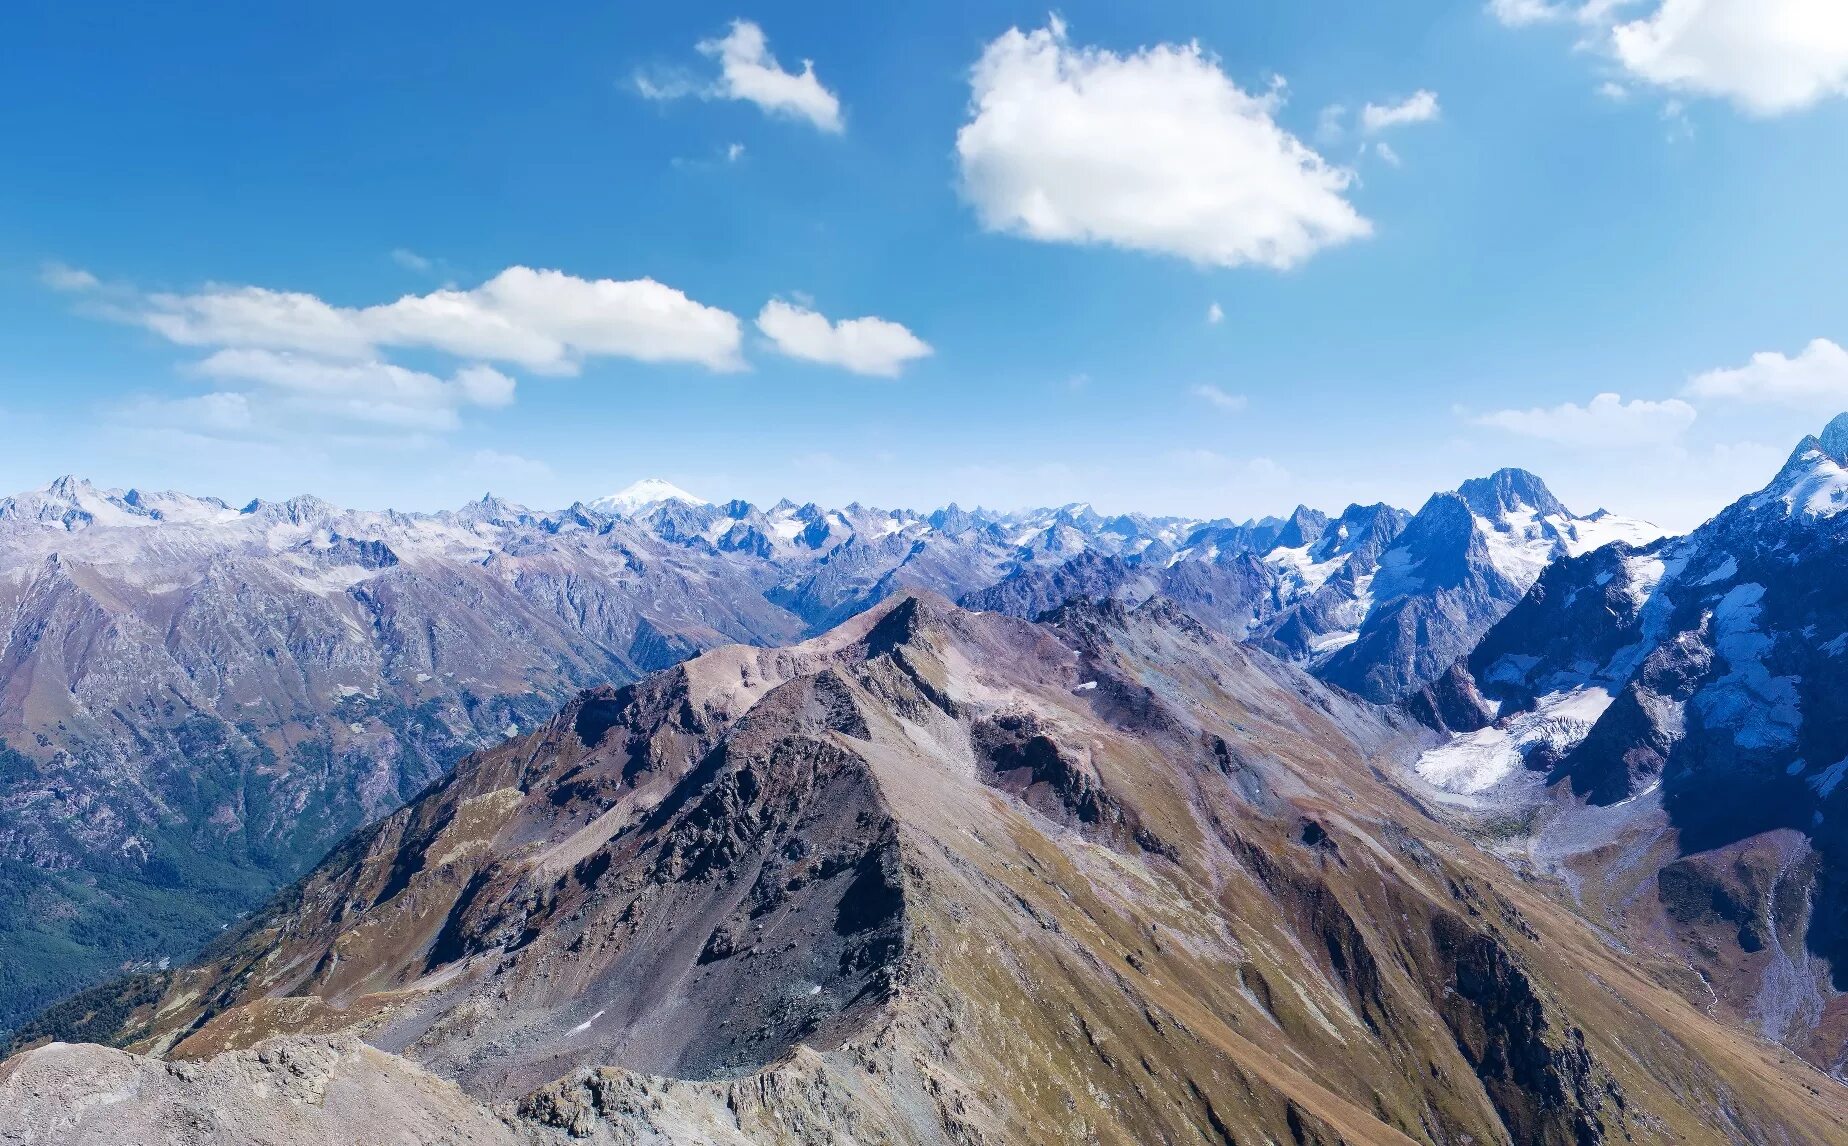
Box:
[586,478,709,515]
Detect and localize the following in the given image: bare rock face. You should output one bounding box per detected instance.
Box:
[0,1037,534,1145]
[10,591,1847,1144]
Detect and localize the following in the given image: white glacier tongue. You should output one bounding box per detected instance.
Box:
[1415,686,1616,795]
[588,478,709,515]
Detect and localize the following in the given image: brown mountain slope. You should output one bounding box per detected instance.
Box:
[7,592,1846,1144]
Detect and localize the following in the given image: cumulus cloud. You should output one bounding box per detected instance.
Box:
[54,263,750,439]
[1613,1,1848,115]
[1685,338,1848,408]
[954,18,1369,270]
[1361,90,1441,131]
[134,266,745,374]
[756,300,932,377]
[640,20,842,133]
[1190,383,1248,413]
[1474,391,1698,446]
[1493,0,1848,115]
[1206,302,1225,325]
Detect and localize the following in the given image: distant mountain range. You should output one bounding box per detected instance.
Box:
[0,468,1652,1029]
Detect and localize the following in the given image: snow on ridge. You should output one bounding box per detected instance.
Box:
[1753,446,1848,522]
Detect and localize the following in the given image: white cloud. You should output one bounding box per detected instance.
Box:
[1613,1,1848,115]
[954,19,1369,270]
[42,262,99,292]
[726,142,746,162]
[1373,141,1403,166]
[1494,0,1848,116]
[700,20,843,132]
[133,266,744,374]
[639,21,842,131]
[1361,90,1441,131]
[1190,383,1248,413]
[634,71,699,102]
[390,248,434,273]
[142,284,378,358]
[755,300,932,377]
[1685,338,1848,408]
[1473,391,1698,446]
[192,349,516,431]
[1206,302,1224,325]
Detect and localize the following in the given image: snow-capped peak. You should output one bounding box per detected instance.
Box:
[588,478,709,516]
[1752,434,1848,522]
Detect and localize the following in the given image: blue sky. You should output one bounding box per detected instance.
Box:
[4,1,1847,529]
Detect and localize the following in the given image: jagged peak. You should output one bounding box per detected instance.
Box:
[1455,468,1567,520]
[1817,411,1848,464]
[1751,420,1848,521]
[42,474,100,499]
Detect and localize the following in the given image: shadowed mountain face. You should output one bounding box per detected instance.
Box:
[1316,470,1659,704]
[11,593,1845,1144]
[1408,417,1848,1077]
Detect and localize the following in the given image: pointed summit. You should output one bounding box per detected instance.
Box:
[1456,468,1567,520]
[1754,414,1848,521]
[588,478,708,516]
[1818,411,1848,464]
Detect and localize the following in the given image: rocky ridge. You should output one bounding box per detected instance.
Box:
[9,592,1845,1143]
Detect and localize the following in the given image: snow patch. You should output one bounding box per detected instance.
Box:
[1695,583,1802,750]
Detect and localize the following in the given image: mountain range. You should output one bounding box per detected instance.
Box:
[8,421,1848,1140]
[0,468,1650,1030]
[7,591,1845,1143]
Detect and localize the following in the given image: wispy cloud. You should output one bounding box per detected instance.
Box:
[1191,384,1249,413]
[1361,90,1441,132]
[1473,391,1697,446]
